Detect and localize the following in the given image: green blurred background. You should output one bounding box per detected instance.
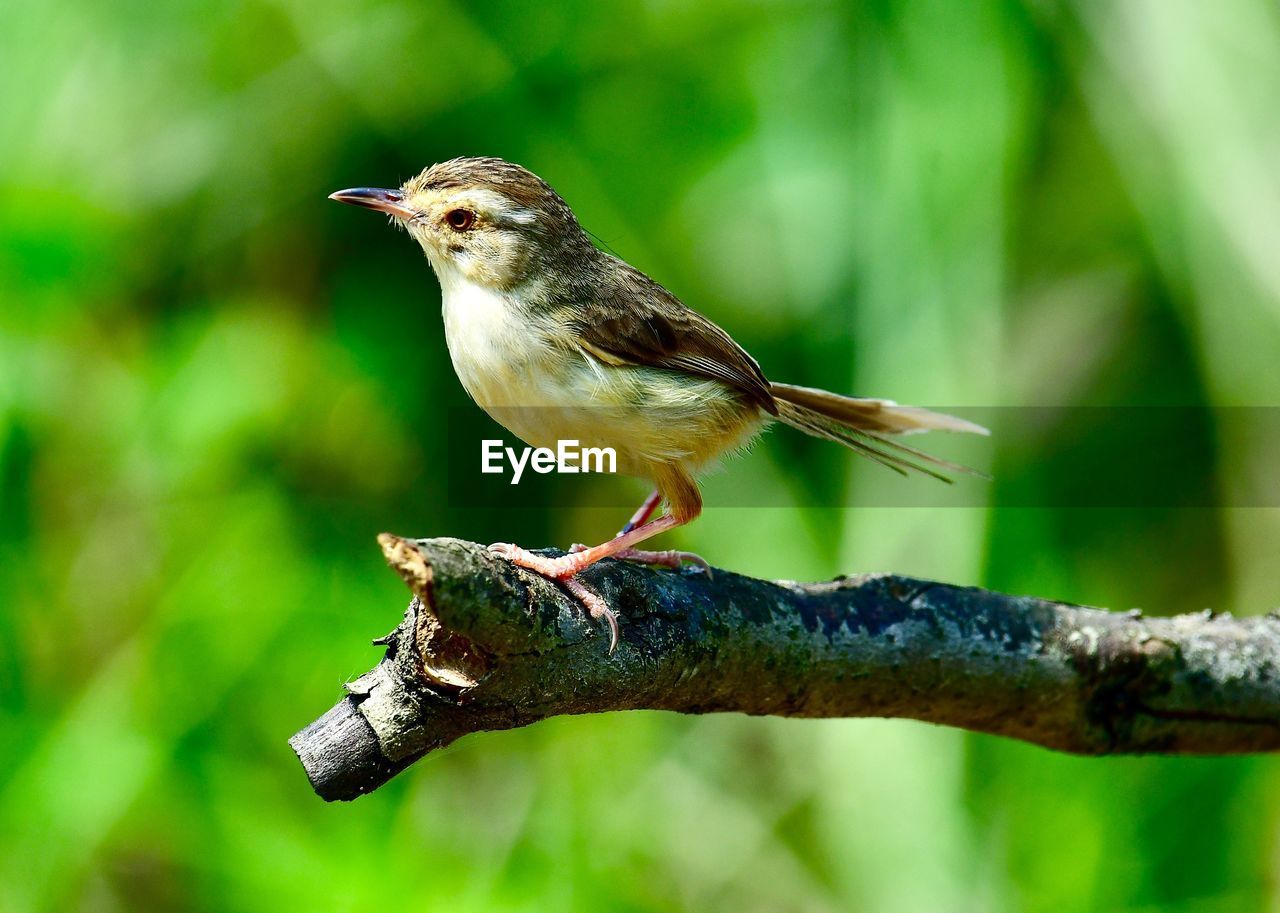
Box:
[4,0,1280,910]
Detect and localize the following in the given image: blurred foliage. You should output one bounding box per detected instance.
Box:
[4,0,1280,910]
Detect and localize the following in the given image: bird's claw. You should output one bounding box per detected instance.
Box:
[488,542,618,652]
[487,542,582,578]
[604,546,714,577]
[489,539,711,653]
[560,576,619,654]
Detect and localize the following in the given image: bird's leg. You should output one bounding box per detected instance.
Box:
[490,467,706,651]
[619,489,663,535]
[490,513,687,580]
[490,513,690,653]
[593,545,711,572]
[569,489,710,571]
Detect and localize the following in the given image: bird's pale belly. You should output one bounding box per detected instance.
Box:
[442,297,762,479]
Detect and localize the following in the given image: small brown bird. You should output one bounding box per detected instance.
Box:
[331,157,986,649]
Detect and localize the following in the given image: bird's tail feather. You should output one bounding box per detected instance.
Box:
[771,383,989,436]
[771,384,988,482]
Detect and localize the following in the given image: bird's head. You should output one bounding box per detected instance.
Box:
[329,157,591,292]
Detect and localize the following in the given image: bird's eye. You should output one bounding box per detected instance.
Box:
[445,209,475,231]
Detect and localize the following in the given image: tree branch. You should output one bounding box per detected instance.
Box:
[290,534,1280,800]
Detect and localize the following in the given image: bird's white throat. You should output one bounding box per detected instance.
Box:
[431,258,554,411]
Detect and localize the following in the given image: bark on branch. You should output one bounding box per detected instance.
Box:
[289,534,1280,800]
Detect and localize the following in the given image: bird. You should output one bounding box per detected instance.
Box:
[330,157,987,651]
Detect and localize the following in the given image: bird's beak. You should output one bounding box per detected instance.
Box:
[328,187,416,220]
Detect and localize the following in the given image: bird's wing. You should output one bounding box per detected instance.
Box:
[566,262,778,415]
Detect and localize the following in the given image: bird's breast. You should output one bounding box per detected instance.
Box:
[440,280,571,410]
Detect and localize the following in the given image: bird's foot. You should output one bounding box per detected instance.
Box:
[558,576,619,654]
[487,543,619,653]
[569,543,712,576]
[487,543,591,579]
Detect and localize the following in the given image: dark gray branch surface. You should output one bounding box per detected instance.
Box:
[290,535,1280,800]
